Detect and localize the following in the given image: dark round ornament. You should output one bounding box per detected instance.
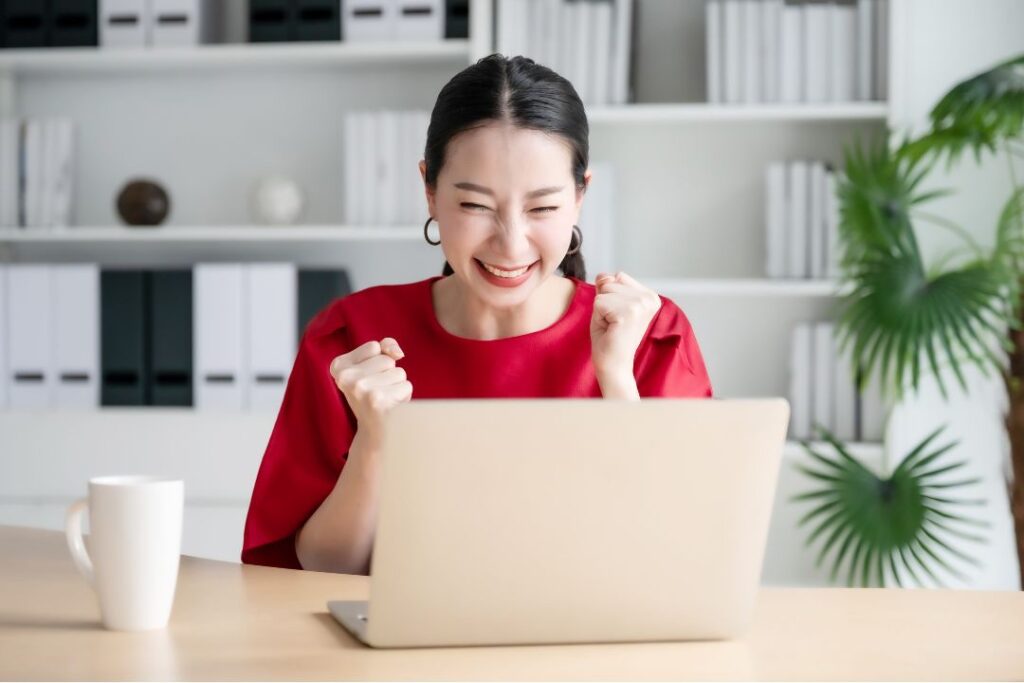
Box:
[116,179,170,226]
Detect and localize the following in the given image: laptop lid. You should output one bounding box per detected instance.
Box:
[363,398,789,648]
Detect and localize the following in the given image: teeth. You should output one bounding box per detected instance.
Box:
[481,261,530,278]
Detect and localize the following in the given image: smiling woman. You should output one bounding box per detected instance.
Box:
[241,54,714,575]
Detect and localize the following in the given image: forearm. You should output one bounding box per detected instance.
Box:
[597,368,641,400]
[295,431,380,575]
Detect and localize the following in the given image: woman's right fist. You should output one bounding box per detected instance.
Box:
[329,337,412,444]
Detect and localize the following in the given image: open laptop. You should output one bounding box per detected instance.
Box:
[329,397,789,648]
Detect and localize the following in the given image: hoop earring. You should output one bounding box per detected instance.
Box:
[566,224,583,256]
[423,217,441,246]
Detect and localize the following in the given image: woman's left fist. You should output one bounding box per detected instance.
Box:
[590,271,662,378]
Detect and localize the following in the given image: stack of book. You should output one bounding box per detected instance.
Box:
[764,159,841,280]
[0,0,98,48]
[0,118,76,230]
[251,0,470,43]
[495,0,634,106]
[0,263,351,412]
[706,0,889,104]
[342,110,431,227]
[789,321,887,442]
[98,0,222,48]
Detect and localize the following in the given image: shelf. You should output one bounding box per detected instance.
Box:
[586,102,889,123]
[0,225,423,243]
[644,278,853,298]
[0,40,471,75]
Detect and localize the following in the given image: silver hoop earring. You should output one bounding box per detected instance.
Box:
[566,224,583,256]
[423,217,441,246]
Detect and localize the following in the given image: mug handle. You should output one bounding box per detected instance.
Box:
[65,498,95,585]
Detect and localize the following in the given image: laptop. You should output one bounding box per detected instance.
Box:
[329,397,789,649]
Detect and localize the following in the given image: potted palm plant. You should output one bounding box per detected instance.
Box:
[794,54,1024,587]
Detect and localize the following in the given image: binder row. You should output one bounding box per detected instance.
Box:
[251,0,469,43]
[0,263,352,412]
[0,118,76,230]
[789,321,886,442]
[0,0,98,48]
[495,0,634,106]
[706,0,889,105]
[343,110,430,226]
[764,160,840,280]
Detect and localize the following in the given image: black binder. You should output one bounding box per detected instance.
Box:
[49,0,97,47]
[101,270,148,407]
[149,270,193,407]
[444,0,468,39]
[298,268,352,341]
[295,0,340,41]
[2,0,46,48]
[249,0,292,42]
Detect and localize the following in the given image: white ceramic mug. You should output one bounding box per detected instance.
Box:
[65,476,184,631]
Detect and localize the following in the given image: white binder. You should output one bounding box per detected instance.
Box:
[812,322,835,437]
[53,265,100,409]
[833,329,858,441]
[0,120,18,228]
[0,265,7,409]
[343,0,395,42]
[194,264,247,411]
[808,161,827,279]
[789,323,812,440]
[246,264,297,412]
[787,160,809,278]
[378,110,399,226]
[150,0,223,47]
[394,0,443,41]
[8,265,54,409]
[764,161,787,279]
[100,0,149,48]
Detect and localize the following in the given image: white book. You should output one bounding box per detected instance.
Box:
[378,110,399,226]
[723,0,743,104]
[591,0,613,105]
[809,161,826,279]
[789,323,813,440]
[0,265,7,409]
[194,264,247,411]
[576,0,595,106]
[52,119,75,228]
[765,161,787,278]
[856,0,875,101]
[40,119,54,229]
[0,120,17,227]
[787,160,810,278]
[741,0,761,103]
[833,329,858,441]
[779,2,803,103]
[395,111,412,225]
[394,0,444,41]
[802,0,830,103]
[509,0,529,57]
[100,0,149,47]
[859,362,887,442]
[813,322,835,437]
[24,120,42,229]
[829,0,857,102]
[246,264,297,412]
[526,0,545,63]
[556,0,575,92]
[577,160,616,277]
[410,112,430,224]
[53,264,100,409]
[706,0,724,104]
[496,0,516,56]
[760,0,782,103]
[150,0,223,47]
[8,265,54,409]
[540,0,560,68]
[360,112,377,225]
[874,0,889,101]
[343,0,394,41]
[343,113,360,225]
[824,168,840,278]
[610,0,634,104]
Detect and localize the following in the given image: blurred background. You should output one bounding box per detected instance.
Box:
[1,0,1023,590]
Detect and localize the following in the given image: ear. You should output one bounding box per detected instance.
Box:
[574,167,592,217]
[419,160,437,217]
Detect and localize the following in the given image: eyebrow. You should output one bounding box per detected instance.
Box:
[453,182,565,199]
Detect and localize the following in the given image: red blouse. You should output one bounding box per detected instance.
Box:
[241,275,713,569]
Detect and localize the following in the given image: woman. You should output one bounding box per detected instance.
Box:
[242,54,713,574]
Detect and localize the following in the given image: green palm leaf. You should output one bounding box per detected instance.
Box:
[791,425,988,587]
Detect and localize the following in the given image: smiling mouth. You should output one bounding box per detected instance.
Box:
[476,259,537,278]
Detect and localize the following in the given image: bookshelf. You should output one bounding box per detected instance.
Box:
[0,0,900,578]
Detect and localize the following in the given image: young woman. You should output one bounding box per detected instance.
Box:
[242,54,713,574]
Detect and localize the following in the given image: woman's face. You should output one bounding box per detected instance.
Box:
[420,121,589,308]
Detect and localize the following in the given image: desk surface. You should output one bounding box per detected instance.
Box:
[1,525,1022,681]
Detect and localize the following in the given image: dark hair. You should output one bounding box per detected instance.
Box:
[423,53,588,281]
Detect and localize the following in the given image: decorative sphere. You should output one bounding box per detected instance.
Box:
[116,179,170,226]
[251,175,305,225]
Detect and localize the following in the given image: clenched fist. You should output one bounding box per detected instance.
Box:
[329,337,412,451]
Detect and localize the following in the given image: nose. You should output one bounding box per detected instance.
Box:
[493,209,531,254]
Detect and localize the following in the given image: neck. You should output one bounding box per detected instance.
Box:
[432,274,575,340]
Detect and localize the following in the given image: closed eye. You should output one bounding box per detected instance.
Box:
[532,207,558,213]
[461,202,490,211]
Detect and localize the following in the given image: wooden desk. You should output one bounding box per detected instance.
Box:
[1,525,1022,681]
